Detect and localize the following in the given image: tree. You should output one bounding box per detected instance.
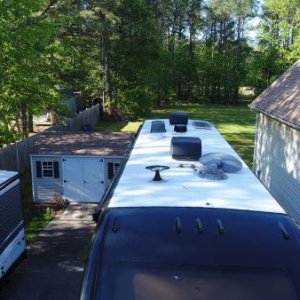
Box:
[247,0,300,94]
[0,1,62,140]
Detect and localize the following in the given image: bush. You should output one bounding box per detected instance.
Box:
[114,86,154,119]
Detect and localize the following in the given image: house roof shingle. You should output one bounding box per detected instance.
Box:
[31,132,134,157]
[249,60,300,127]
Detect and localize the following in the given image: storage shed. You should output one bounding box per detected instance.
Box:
[0,171,26,281]
[30,132,133,203]
[250,60,300,223]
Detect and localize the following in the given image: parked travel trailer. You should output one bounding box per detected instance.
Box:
[81,113,300,300]
[0,171,26,281]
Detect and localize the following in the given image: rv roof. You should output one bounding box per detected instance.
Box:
[108,119,285,214]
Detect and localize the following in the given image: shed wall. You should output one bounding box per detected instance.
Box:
[31,155,123,203]
[31,156,63,202]
[254,113,300,222]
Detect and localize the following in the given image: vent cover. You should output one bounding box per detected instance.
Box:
[151,121,166,133]
[169,112,189,125]
[192,120,213,129]
[171,136,201,160]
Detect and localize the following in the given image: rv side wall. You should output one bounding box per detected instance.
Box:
[0,175,26,280]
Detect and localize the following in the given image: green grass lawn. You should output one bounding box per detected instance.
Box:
[95,104,256,167]
[21,170,58,241]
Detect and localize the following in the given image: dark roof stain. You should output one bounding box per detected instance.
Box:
[250,60,300,127]
[31,132,134,157]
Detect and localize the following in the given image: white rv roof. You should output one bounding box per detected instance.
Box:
[0,170,18,185]
[108,120,285,214]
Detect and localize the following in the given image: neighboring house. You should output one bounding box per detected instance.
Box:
[33,87,85,131]
[30,132,133,203]
[57,87,86,115]
[250,60,300,224]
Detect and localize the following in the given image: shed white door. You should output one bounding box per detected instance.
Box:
[63,157,104,203]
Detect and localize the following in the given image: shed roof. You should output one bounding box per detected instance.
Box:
[31,132,134,157]
[249,60,300,127]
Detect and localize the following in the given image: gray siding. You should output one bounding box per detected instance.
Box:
[254,114,300,222]
[0,182,23,253]
[31,156,63,202]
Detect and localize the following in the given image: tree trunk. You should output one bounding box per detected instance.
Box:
[99,12,113,107]
[28,111,33,132]
[20,106,28,136]
[105,38,113,104]
[233,16,242,105]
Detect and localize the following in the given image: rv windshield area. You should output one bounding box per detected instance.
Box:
[81,207,300,300]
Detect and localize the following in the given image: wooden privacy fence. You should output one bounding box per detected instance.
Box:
[0,105,100,172]
[0,134,40,172]
[50,104,100,131]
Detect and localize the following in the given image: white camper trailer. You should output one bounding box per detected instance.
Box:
[0,171,26,281]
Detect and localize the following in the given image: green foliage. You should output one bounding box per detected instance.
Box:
[1,0,299,139]
[107,0,161,116]
[247,0,300,93]
[0,1,63,139]
[20,170,56,241]
[115,87,154,118]
[0,126,20,147]
[25,208,55,241]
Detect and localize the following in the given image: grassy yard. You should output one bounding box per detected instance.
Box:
[95,104,256,167]
[21,170,64,241]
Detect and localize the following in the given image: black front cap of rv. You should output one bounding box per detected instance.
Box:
[81,207,300,300]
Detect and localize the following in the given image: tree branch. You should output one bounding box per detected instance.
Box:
[40,0,59,17]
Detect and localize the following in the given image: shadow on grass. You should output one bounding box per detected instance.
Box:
[94,120,129,132]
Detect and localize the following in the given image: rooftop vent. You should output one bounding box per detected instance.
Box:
[151,120,166,133]
[171,137,201,160]
[192,120,213,129]
[174,124,187,132]
[200,153,242,173]
[169,112,189,125]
